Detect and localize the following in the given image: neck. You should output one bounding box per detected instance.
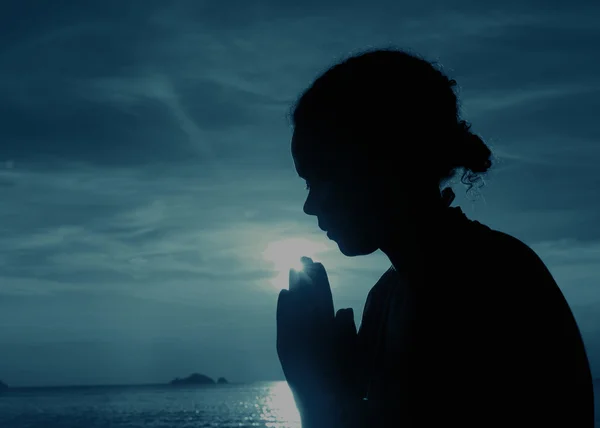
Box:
[380,202,456,283]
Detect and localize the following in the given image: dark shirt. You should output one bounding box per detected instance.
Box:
[355,207,594,427]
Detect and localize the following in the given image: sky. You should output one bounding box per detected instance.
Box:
[0,0,599,387]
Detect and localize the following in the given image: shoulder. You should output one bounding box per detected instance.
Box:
[431,214,562,313]
[452,221,565,322]
[444,208,553,279]
[462,219,556,285]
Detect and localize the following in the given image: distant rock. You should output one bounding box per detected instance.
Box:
[217,377,228,384]
[169,373,215,386]
[0,380,8,389]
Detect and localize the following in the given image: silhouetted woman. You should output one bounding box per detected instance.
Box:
[276,48,594,427]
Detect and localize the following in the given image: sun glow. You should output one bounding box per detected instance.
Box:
[262,237,329,290]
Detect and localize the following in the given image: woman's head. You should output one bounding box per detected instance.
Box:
[290,48,493,257]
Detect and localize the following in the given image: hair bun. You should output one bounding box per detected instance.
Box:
[459,131,492,173]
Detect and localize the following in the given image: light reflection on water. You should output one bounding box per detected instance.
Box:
[261,381,301,427]
[0,381,302,428]
[2,380,599,427]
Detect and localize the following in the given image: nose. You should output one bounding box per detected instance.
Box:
[304,194,328,233]
[303,190,319,216]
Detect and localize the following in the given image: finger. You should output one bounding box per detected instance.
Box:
[306,262,335,320]
[289,268,301,292]
[277,289,296,359]
[335,308,359,394]
[277,288,308,332]
[277,289,290,324]
[284,289,321,344]
[287,269,319,329]
[289,267,315,292]
[276,290,292,338]
[300,256,313,267]
[290,267,316,304]
[296,269,314,288]
[335,308,357,338]
[335,308,355,330]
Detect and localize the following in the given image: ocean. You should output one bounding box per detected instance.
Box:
[0,382,301,428]
[1,381,598,427]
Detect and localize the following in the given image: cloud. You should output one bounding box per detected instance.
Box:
[0,2,292,168]
[0,164,311,304]
[0,0,599,384]
[532,239,600,303]
[530,238,600,373]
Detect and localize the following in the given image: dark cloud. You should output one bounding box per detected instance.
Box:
[0,0,287,167]
[1,98,192,165]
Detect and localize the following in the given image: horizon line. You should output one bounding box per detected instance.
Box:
[3,378,599,390]
[1,379,287,390]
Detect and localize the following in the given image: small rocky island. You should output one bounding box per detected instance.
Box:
[170,373,233,386]
[170,373,215,385]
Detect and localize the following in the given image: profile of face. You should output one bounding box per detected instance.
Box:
[291,126,400,257]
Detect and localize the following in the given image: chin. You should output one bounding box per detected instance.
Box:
[333,234,379,257]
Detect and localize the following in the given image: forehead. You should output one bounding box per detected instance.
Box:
[291,126,338,179]
[291,125,320,156]
[292,125,370,182]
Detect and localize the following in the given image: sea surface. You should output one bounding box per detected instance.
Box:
[0,382,301,428]
[1,381,599,427]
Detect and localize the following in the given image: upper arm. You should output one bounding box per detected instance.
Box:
[424,230,591,426]
[473,232,591,422]
[480,231,566,361]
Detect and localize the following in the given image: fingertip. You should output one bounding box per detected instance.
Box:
[277,290,290,323]
[300,256,313,265]
[336,307,354,321]
[335,308,357,336]
[297,270,313,285]
[311,262,328,278]
[277,289,289,309]
[289,269,298,287]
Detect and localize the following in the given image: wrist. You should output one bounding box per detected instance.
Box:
[293,390,339,428]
